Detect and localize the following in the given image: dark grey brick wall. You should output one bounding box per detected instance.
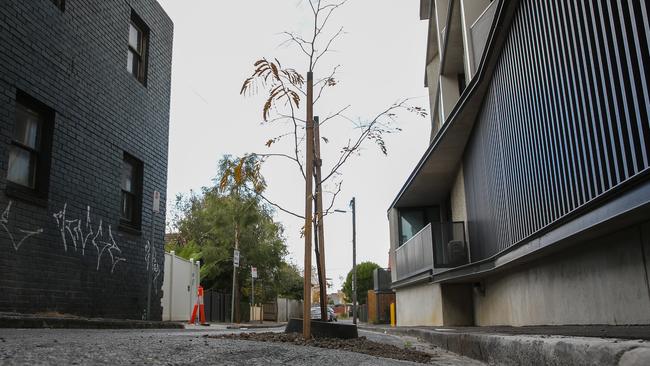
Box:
[0,0,173,320]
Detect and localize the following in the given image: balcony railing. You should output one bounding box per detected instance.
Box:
[395,224,434,281]
[431,221,468,268]
[394,222,469,282]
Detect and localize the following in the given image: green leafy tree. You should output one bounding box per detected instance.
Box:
[274,262,304,300]
[342,261,381,305]
[167,156,291,307]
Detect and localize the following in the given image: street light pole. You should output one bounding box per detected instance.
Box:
[350,197,357,325]
[231,224,240,324]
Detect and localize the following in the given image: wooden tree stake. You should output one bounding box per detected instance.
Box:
[303,71,314,338]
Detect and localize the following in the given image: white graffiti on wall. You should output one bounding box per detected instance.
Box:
[53,203,127,273]
[92,220,126,273]
[145,240,161,291]
[52,203,94,255]
[0,201,43,251]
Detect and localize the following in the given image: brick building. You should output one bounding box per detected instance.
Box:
[0,0,173,320]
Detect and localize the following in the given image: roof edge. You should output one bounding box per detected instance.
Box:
[388,0,515,213]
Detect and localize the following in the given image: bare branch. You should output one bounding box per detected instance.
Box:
[280,31,311,58]
[264,63,308,179]
[321,99,412,183]
[313,26,344,71]
[308,0,318,16]
[278,113,307,124]
[316,1,347,38]
[252,152,300,164]
[244,186,305,220]
[322,181,343,216]
[314,65,340,104]
[318,104,351,126]
[286,99,306,179]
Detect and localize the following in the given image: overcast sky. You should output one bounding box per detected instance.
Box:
[157,0,429,291]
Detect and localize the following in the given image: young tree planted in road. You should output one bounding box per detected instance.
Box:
[239,0,427,332]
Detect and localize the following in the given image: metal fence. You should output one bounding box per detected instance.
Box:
[203,290,231,323]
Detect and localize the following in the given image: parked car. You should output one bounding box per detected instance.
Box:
[310,305,337,322]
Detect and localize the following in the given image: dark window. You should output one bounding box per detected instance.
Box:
[398,206,440,245]
[50,0,65,11]
[127,12,149,85]
[121,153,143,230]
[6,92,54,202]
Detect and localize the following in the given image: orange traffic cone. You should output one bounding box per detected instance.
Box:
[189,286,209,326]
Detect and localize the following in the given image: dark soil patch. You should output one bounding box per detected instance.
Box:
[206,332,432,364]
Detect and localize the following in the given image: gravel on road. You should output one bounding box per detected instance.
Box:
[0,327,483,365]
[209,332,432,364]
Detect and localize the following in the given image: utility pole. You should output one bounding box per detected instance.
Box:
[230,224,240,323]
[251,271,255,320]
[313,116,328,322]
[351,197,357,325]
[303,71,314,338]
[251,267,255,323]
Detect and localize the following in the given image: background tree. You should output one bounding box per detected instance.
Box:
[166,188,287,290]
[342,261,380,305]
[274,262,304,300]
[166,156,297,319]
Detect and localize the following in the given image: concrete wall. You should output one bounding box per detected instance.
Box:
[441,284,474,326]
[396,282,443,326]
[450,166,467,223]
[450,165,470,257]
[426,58,441,138]
[0,0,173,320]
[474,222,650,326]
[396,281,474,326]
[459,0,492,79]
[388,208,400,282]
[469,0,498,74]
[434,0,449,57]
[439,74,461,122]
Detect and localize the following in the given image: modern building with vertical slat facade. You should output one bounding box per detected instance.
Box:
[0,0,173,320]
[388,0,650,326]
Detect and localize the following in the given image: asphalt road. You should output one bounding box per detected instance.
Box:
[0,326,484,365]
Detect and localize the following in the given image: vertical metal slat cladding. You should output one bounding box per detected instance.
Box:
[464,0,650,260]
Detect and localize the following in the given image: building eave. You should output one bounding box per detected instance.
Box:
[389,0,516,211]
